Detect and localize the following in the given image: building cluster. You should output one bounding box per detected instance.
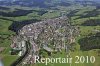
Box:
[11,16,79,64]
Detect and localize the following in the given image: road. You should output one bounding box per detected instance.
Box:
[11,41,31,66]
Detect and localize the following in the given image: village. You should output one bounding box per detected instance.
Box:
[10,16,79,65]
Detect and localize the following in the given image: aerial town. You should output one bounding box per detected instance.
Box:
[10,16,79,65]
[0,0,100,66]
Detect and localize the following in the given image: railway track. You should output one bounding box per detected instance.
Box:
[11,41,31,66]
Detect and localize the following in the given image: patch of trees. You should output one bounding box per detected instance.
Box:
[34,10,48,16]
[75,1,98,6]
[0,0,71,8]
[67,10,79,17]
[9,19,40,33]
[39,49,49,57]
[0,9,33,17]
[81,19,100,26]
[96,5,100,9]
[12,0,54,8]
[0,6,10,10]
[78,9,100,19]
[78,32,100,51]
[0,8,48,17]
[56,2,71,7]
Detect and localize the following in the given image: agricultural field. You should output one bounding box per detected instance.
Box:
[69,5,100,66]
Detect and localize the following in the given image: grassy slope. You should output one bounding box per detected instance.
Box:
[70,6,100,66]
[0,19,18,66]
